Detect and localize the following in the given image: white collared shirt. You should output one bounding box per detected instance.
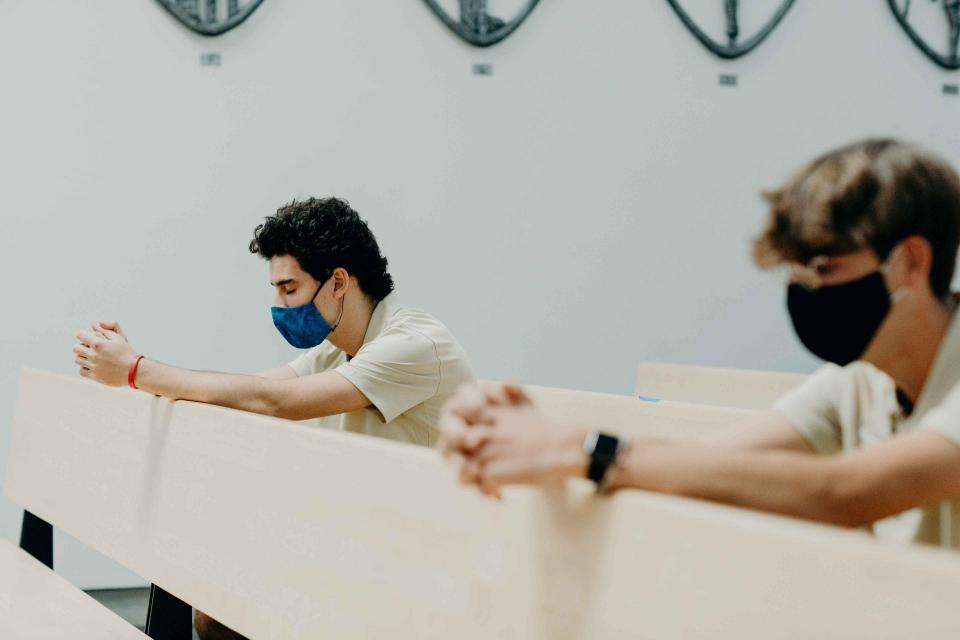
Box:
[776,307,960,547]
[288,294,475,447]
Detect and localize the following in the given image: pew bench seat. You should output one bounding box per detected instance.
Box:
[635,362,807,410]
[0,538,148,640]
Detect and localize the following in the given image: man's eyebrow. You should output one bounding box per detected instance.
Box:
[271,278,295,287]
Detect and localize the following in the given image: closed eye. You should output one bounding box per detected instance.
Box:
[284,289,296,296]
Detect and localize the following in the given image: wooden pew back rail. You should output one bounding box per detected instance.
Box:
[6,370,960,639]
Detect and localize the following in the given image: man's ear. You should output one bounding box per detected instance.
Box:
[331,267,351,298]
[900,235,934,292]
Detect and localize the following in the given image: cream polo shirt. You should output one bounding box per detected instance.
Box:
[774,309,960,548]
[288,294,474,447]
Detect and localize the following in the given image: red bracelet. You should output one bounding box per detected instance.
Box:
[128,355,145,390]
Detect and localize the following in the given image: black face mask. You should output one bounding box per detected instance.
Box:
[787,271,892,366]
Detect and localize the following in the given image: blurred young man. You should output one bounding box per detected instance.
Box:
[441,139,960,547]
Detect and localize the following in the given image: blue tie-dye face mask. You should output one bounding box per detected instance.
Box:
[271,282,338,349]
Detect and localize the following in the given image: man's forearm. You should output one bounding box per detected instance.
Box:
[608,441,854,526]
[135,359,279,415]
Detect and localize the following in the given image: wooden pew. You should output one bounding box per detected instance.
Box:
[5,369,960,639]
[524,383,753,441]
[0,538,147,639]
[635,362,807,410]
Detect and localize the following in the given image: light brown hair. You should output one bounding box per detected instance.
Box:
[753,139,960,297]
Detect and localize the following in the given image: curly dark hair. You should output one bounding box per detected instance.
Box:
[249,197,395,302]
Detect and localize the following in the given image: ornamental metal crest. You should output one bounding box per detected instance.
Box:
[666,0,797,59]
[889,0,960,70]
[156,0,266,36]
[422,0,541,47]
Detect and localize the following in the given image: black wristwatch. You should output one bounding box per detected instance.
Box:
[583,431,629,493]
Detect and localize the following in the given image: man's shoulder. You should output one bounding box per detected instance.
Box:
[367,304,471,371]
[805,361,891,390]
[380,305,459,344]
[779,361,893,410]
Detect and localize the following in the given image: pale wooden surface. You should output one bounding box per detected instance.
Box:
[525,383,753,440]
[6,369,960,639]
[635,362,808,410]
[0,539,147,639]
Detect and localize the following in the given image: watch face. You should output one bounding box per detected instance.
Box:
[586,432,620,485]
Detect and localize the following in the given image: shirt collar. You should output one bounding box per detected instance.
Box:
[359,292,397,349]
[911,297,960,419]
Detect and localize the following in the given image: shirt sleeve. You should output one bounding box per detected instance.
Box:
[920,383,960,447]
[335,326,441,424]
[773,364,845,455]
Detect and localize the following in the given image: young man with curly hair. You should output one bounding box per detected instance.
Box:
[75,197,474,445]
[441,139,960,548]
[74,197,474,638]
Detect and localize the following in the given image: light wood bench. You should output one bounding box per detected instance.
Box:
[0,538,147,639]
[524,383,753,440]
[5,369,960,639]
[635,362,808,410]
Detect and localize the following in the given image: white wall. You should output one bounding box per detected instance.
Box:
[0,0,958,589]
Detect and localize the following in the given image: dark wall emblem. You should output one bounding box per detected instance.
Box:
[422,0,541,47]
[156,0,266,36]
[889,0,960,69]
[666,0,797,59]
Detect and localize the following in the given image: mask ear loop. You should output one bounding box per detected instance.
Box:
[880,245,909,305]
[328,279,346,333]
[790,255,828,290]
[879,245,901,274]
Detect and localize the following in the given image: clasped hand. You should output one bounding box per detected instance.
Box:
[437,382,587,499]
[73,321,136,387]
